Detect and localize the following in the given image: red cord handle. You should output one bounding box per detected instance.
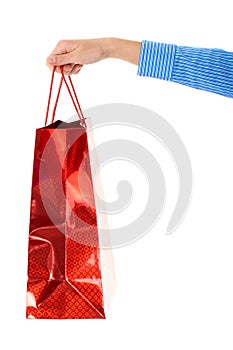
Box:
[45,66,86,127]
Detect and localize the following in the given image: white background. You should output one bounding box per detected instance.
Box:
[1,0,233,349]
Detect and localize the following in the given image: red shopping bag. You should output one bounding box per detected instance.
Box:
[26,67,106,319]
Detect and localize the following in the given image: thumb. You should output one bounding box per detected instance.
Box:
[47,51,77,66]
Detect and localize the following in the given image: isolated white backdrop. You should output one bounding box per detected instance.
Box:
[1,0,233,349]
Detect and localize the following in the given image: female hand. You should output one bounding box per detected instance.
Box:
[47,38,110,75]
[47,38,141,75]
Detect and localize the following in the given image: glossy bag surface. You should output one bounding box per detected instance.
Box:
[26,70,106,319]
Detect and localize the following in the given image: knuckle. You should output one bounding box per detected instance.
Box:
[58,39,66,46]
[57,39,66,49]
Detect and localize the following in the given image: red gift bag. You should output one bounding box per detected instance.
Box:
[26,67,108,319]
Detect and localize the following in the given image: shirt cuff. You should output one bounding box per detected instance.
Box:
[137,40,177,81]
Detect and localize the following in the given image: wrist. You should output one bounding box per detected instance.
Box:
[102,37,119,59]
[102,37,141,65]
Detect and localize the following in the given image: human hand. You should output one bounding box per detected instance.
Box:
[47,38,110,75]
[47,38,141,75]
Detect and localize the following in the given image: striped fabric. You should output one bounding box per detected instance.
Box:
[137,40,233,98]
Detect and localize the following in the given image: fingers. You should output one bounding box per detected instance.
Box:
[47,38,108,76]
[46,60,82,75]
[61,64,82,75]
[47,49,79,68]
[50,40,78,56]
[46,52,82,75]
[62,64,75,74]
[70,64,82,74]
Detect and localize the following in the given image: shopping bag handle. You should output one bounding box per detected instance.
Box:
[45,66,86,128]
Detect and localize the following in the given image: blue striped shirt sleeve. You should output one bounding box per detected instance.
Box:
[137,40,233,99]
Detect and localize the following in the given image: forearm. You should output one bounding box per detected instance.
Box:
[104,38,141,65]
[47,37,233,100]
[137,40,233,99]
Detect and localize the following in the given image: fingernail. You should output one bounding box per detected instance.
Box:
[47,56,56,64]
[73,67,81,74]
